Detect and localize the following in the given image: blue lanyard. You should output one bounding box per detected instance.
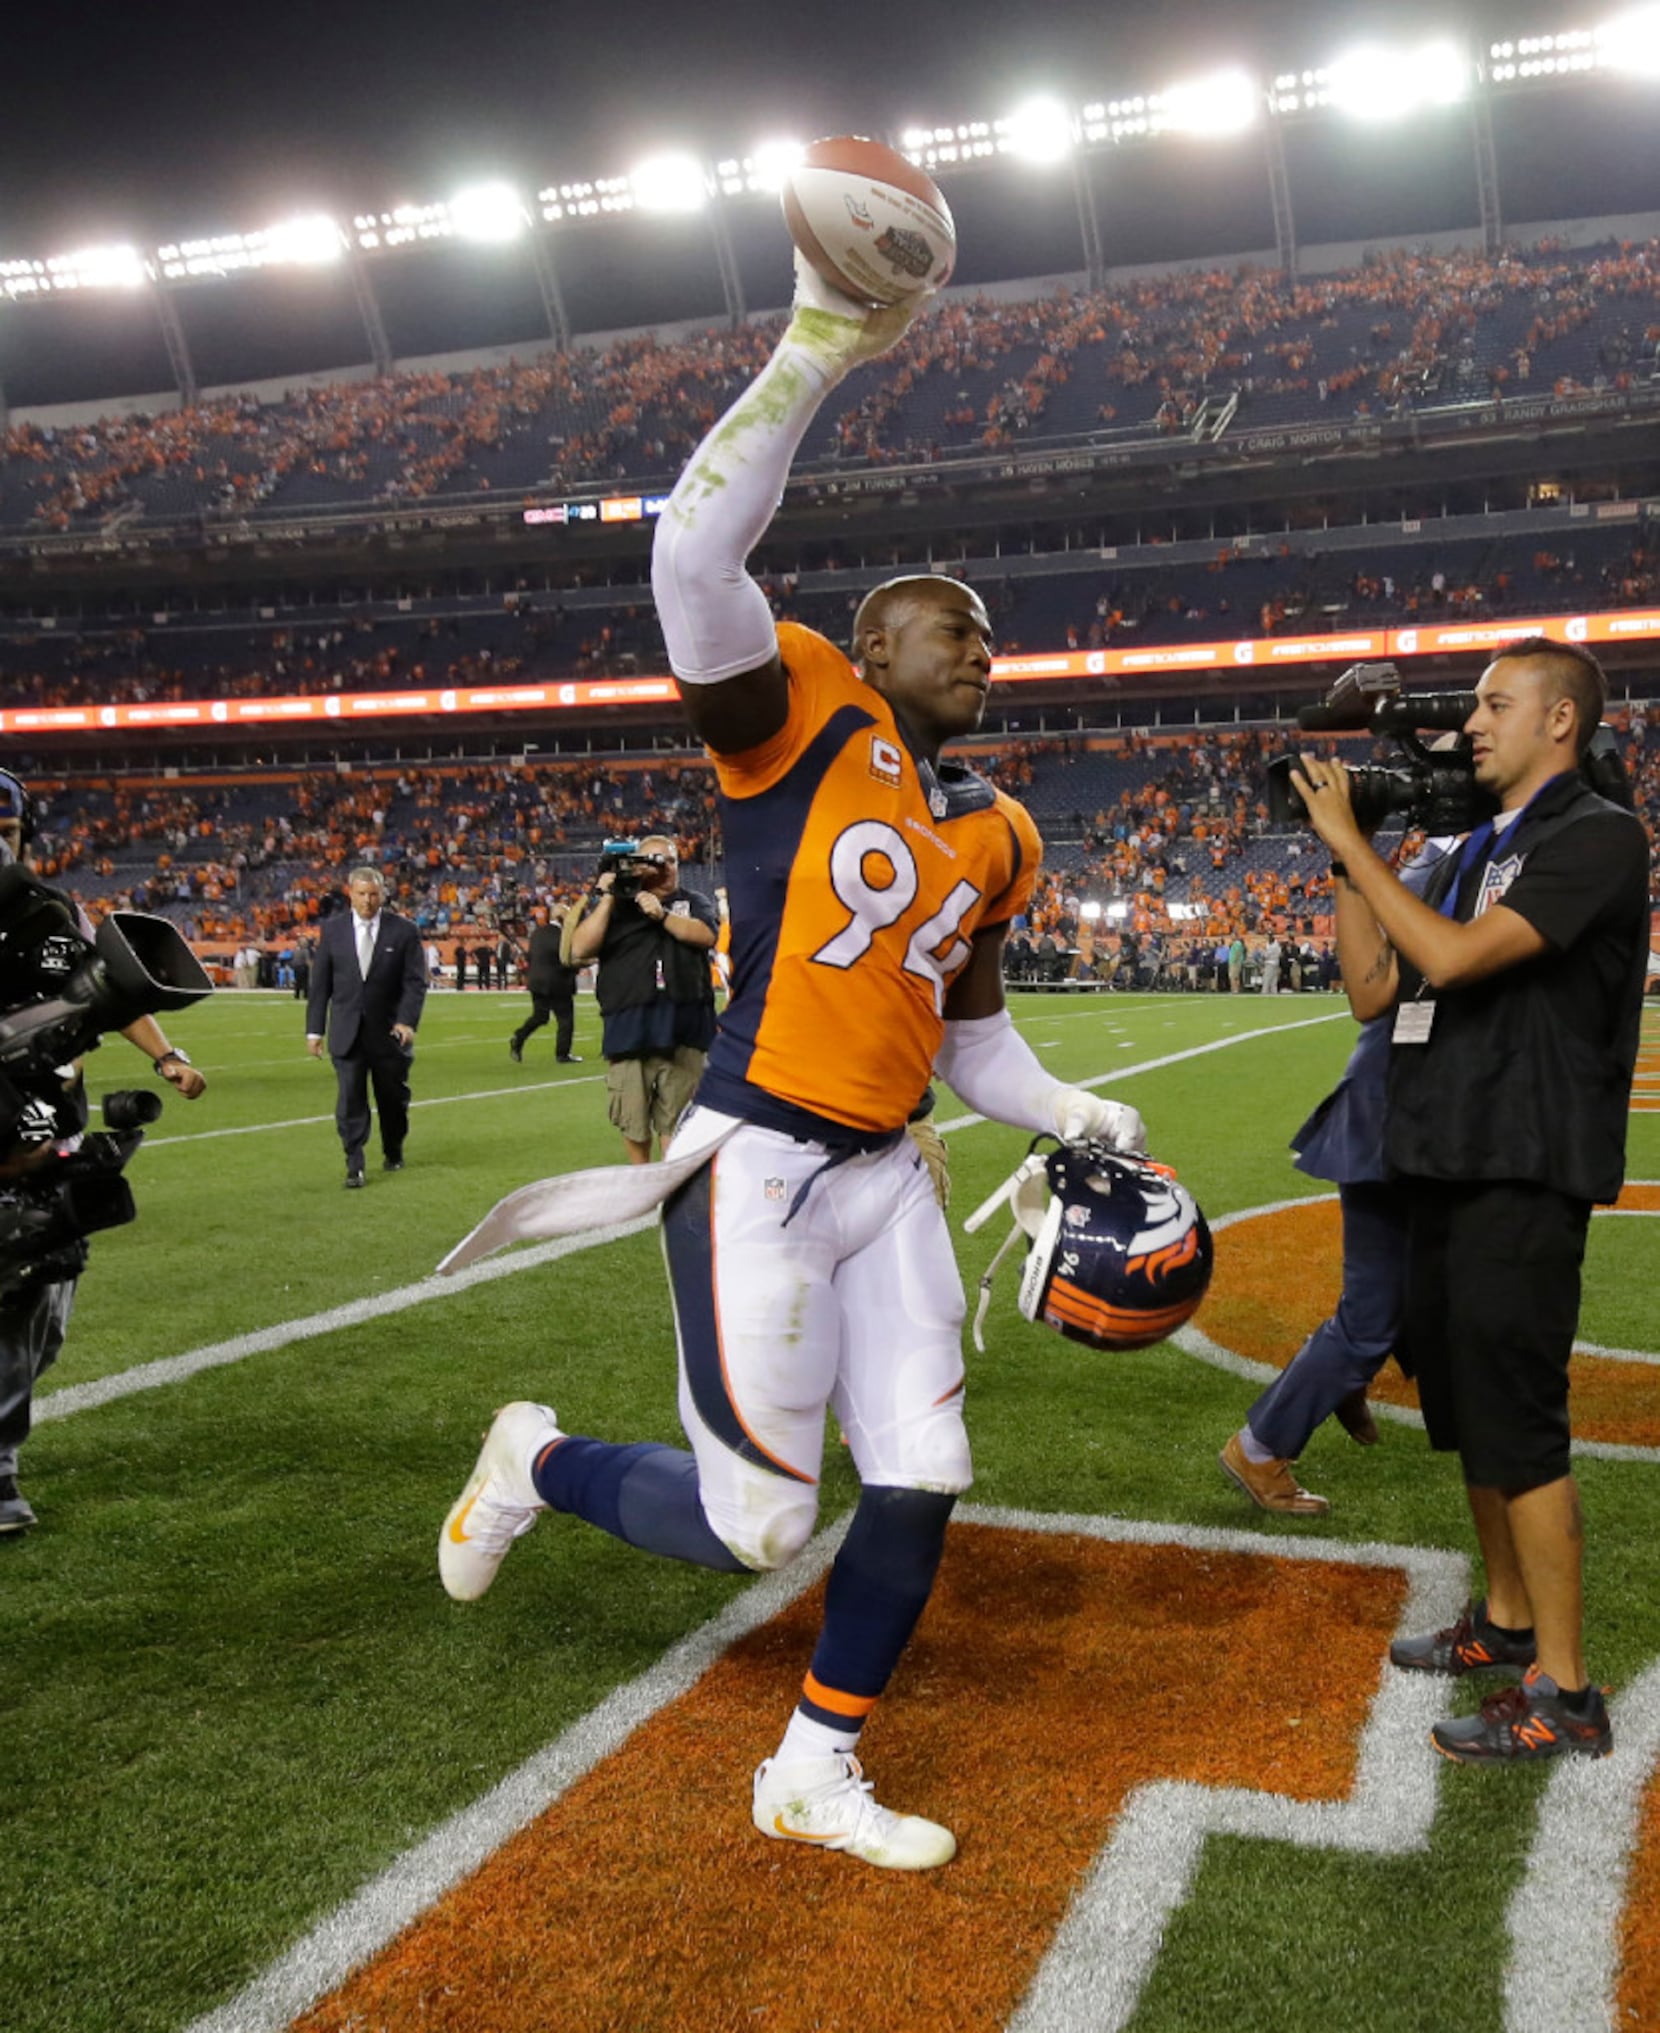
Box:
[1436,776,1562,920]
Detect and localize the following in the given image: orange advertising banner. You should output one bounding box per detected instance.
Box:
[1,607,1653,734]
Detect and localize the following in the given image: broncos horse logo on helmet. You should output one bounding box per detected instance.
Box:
[964,1139,1213,1352]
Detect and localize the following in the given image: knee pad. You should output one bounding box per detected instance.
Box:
[859,1404,973,1497]
[705,1479,819,1572]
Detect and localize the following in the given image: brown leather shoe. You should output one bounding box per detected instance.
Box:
[1334,1386,1380,1447]
[1219,1431,1330,1517]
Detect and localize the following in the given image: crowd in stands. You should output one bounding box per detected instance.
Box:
[5,238,1658,532]
[33,712,1655,970]
[1,530,1655,711]
[1040,534,1660,656]
[2,324,777,535]
[32,753,719,951]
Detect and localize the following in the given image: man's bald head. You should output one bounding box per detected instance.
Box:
[848,575,995,756]
[851,576,983,666]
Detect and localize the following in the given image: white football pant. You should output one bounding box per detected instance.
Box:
[661,1108,972,1572]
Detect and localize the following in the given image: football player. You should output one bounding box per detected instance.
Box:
[439,259,1146,1868]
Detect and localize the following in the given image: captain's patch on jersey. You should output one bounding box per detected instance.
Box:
[868,734,905,789]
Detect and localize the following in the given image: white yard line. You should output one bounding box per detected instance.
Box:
[934,1009,1347,1131]
[183,1508,1466,2033]
[32,1219,657,1425]
[45,1012,1346,1417]
[140,1073,605,1146]
[164,1032,547,1073]
[1505,1659,1660,2033]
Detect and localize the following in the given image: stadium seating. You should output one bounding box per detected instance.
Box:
[5,240,1657,532]
[32,714,1656,964]
[1,519,1652,709]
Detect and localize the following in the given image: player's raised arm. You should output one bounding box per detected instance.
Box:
[650,259,923,757]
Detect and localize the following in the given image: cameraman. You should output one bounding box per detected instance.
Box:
[1293,638,1649,1764]
[565,835,717,1163]
[0,773,208,1534]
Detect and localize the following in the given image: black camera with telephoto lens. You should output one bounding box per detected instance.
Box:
[0,866,212,1292]
[598,838,669,904]
[1266,660,1634,835]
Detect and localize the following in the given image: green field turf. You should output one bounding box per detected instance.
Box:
[6,986,1658,2033]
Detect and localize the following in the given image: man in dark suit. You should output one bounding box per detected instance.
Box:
[305,867,427,1187]
[509,906,582,1065]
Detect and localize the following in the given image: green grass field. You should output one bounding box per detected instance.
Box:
[6,986,1658,2033]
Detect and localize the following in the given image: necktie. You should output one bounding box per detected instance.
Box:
[358,920,375,977]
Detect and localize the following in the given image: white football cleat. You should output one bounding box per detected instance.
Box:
[438,1401,561,1601]
[752,1752,957,1870]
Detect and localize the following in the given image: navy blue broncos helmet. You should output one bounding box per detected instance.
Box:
[966,1141,1213,1352]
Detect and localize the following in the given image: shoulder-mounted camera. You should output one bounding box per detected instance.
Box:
[1266,660,1634,834]
[0,868,213,1291]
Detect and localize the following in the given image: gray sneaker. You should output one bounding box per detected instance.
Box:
[0,1474,38,1533]
[1389,1597,1536,1676]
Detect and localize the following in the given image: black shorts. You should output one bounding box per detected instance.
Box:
[1401,1178,1590,1490]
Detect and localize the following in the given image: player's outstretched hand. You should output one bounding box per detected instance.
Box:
[1050,1088,1147,1154]
[787,252,927,373]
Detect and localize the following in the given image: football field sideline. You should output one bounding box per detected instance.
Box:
[39,1009,1346,1422]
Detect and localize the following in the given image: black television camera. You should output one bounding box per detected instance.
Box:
[1266,660,1634,834]
[598,838,671,903]
[0,1089,165,1293]
[0,866,213,1291]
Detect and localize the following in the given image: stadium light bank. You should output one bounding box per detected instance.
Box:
[3,7,1659,300]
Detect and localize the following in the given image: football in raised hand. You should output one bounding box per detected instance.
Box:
[782,136,956,306]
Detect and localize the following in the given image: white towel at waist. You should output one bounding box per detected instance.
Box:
[437,1106,739,1275]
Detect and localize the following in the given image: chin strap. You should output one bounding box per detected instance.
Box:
[961,1150,1052,1355]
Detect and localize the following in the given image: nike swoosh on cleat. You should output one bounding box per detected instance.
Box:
[447,1492,481,1544]
[772,1816,850,1844]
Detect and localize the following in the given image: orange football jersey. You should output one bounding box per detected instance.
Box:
[700,623,1042,1132]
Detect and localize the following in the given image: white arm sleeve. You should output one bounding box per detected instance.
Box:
[650,262,926,686]
[649,336,835,684]
[935,1010,1065,1134]
[935,1010,1148,1151]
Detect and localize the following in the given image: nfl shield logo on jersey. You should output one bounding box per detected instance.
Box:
[764,1177,787,1203]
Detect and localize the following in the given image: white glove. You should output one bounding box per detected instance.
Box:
[785,251,928,376]
[1049,1088,1147,1154]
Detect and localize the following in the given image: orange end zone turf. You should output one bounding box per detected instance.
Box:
[294,1527,1407,2033]
[1202,1187,1660,1451]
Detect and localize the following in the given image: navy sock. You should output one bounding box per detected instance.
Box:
[798,1486,957,1725]
[532,1437,748,1573]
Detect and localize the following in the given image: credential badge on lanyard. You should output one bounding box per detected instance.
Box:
[1393,991,1435,1044]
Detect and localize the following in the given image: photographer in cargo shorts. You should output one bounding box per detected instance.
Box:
[565,835,717,1163]
[1294,638,1648,1765]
